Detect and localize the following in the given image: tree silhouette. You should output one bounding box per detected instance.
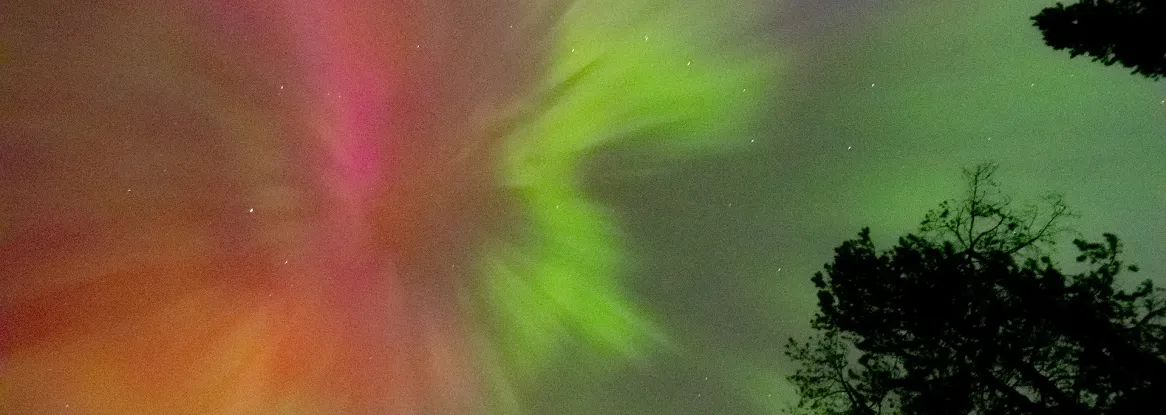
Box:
[1031,0,1166,80]
[785,164,1166,414]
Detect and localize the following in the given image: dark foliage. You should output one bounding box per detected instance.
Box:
[785,164,1166,414]
[1032,0,1166,80]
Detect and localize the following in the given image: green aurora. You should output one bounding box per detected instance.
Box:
[477,1,776,412]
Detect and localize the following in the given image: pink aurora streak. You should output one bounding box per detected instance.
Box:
[254,0,481,411]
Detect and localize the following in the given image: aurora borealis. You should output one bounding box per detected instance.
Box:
[1,0,1163,414]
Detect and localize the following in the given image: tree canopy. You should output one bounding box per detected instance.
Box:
[1032,0,1166,80]
[785,164,1166,414]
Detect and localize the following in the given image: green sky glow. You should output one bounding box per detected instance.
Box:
[487,0,1164,413]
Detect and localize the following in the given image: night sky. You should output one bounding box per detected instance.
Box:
[1,0,1163,414]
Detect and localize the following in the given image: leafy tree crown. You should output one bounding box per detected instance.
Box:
[785,164,1166,415]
